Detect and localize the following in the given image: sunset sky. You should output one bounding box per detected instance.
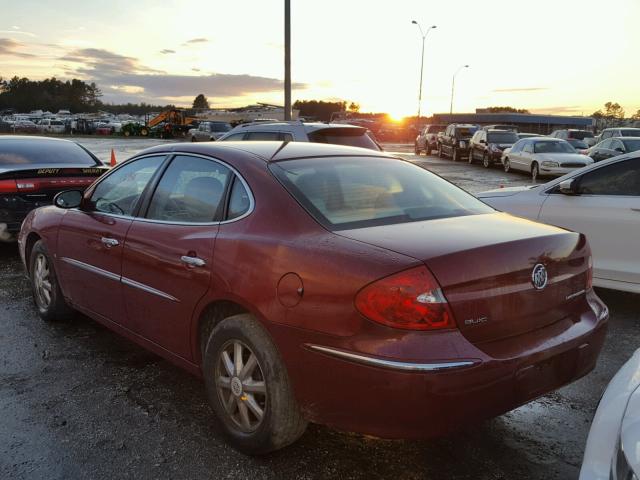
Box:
[1,0,639,117]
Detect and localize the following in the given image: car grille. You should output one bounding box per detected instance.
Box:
[560,162,585,168]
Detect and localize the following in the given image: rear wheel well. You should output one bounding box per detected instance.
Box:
[24,233,42,274]
[196,300,249,362]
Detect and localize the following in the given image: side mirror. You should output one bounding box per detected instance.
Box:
[558,179,578,196]
[615,147,625,153]
[479,139,486,144]
[53,190,83,209]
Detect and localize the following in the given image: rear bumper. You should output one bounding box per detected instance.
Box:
[270,291,608,439]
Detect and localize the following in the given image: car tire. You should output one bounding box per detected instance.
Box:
[29,240,74,322]
[203,313,307,455]
[468,149,475,164]
[452,148,459,162]
[483,153,492,168]
[414,143,421,155]
[438,144,444,158]
[531,162,539,181]
[191,136,197,142]
[504,158,511,173]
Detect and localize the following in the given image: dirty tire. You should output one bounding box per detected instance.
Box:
[483,153,492,168]
[414,143,421,155]
[531,162,539,181]
[504,158,511,173]
[203,313,307,454]
[452,148,459,162]
[29,240,74,322]
[438,144,443,158]
[468,149,474,164]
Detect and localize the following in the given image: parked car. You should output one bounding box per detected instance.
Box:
[501,138,593,180]
[437,123,478,161]
[469,129,519,168]
[218,121,381,151]
[415,124,447,155]
[481,124,518,132]
[580,348,640,480]
[12,119,39,134]
[37,119,66,135]
[566,138,591,154]
[19,141,607,453]
[189,121,232,142]
[588,137,640,162]
[550,129,596,146]
[477,151,640,293]
[0,136,107,241]
[517,132,541,140]
[596,127,640,143]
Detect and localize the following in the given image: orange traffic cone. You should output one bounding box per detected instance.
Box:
[110,149,117,167]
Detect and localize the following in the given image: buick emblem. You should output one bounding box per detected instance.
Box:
[531,264,548,290]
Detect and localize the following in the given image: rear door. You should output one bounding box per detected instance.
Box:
[57,155,166,323]
[120,154,234,358]
[539,157,640,286]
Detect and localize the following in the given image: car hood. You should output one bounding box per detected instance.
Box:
[476,185,540,198]
[534,153,592,163]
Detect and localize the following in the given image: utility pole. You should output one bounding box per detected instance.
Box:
[284,0,292,120]
[411,22,436,120]
[450,64,469,114]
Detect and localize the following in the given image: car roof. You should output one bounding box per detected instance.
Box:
[0,135,77,145]
[134,141,391,163]
[229,121,365,133]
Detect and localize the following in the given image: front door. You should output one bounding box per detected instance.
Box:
[539,157,640,286]
[56,155,166,323]
[121,154,233,359]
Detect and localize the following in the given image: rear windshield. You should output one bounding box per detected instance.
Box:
[568,131,594,140]
[567,139,589,149]
[211,123,231,132]
[0,139,100,166]
[427,125,446,133]
[533,141,575,154]
[270,157,493,230]
[454,127,477,138]
[488,132,519,143]
[308,128,380,151]
[621,129,640,137]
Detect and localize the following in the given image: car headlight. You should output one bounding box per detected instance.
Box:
[611,436,638,480]
[541,161,559,167]
[459,141,466,148]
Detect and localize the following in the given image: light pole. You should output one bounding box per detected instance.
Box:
[284,0,291,120]
[411,21,436,120]
[449,64,469,114]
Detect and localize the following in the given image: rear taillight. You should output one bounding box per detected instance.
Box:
[0,179,18,193]
[587,255,593,289]
[355,266,456,331]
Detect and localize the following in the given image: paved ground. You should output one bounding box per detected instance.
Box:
[1,138,638,479]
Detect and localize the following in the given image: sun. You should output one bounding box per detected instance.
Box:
[387,111,406,123]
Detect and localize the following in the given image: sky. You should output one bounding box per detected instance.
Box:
[1,0,639,117]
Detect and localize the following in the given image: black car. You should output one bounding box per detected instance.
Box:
[589,137,640,162]
[437,124,478,161]
[0,136,107,240]
[469,129,519,167]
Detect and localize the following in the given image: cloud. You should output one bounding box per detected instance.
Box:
[0,38,35,57]
[530,106,584,114]
[192,68,201,72]
[160,49,176,54]
[183,37,208,45]
[492,87,549,93]
[61,48,163,75]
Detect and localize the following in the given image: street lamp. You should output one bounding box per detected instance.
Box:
[411,21,436,119]
[450,64,469,114]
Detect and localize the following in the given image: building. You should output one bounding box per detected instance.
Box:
[431,112,594,134]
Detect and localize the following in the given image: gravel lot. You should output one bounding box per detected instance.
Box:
[1,137,638,479]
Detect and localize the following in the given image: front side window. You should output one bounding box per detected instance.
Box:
[523,142,534,153]
[510,140,525,153]
[622,139,640,152]
[220,133,245,141]
[271,156,493,230]
[601,131,612,140]
[146,155,231,223]
[89,155,165,216]
[578,159,640,196]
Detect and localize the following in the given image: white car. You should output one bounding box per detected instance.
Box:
[217,121,381,151]
[580,349,640,480]
[477,151,640,293]
[188,121,232,142]
[37,118,66,134]
[502,137,593,180]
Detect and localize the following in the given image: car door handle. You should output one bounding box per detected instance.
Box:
[181,255,206,267]
[101,237,119,247]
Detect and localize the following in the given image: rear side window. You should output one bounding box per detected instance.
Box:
[227,177,251,220]
[146,155,231,223]
[0,139,100,166]
[621,129,640,137]
[271,157,492,230]
[220,133,245,141]
[245,132,282,141]
[308,128,380,151]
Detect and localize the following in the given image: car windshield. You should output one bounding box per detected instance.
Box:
[454,127,477,138]
[270,156,493,230]
[533,141,576,154]
[567,139,588,149]
[622,139,640,151]
[568,131,594,140]
[308,128,380,151]
[621,129,640,137]
[211,123,231,132]
[488,132,518,143]
[0,139,100,166]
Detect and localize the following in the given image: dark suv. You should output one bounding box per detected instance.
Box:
[437,124,478,161]
[469,129,519,167]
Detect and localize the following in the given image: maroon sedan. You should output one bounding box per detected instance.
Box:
[18,142,608,454]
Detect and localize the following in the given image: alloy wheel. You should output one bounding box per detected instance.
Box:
[33,253,52,309]
[216,339,267,433]
[532,163,539,181]
[483,154,491,168]
[504,159,510,173]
